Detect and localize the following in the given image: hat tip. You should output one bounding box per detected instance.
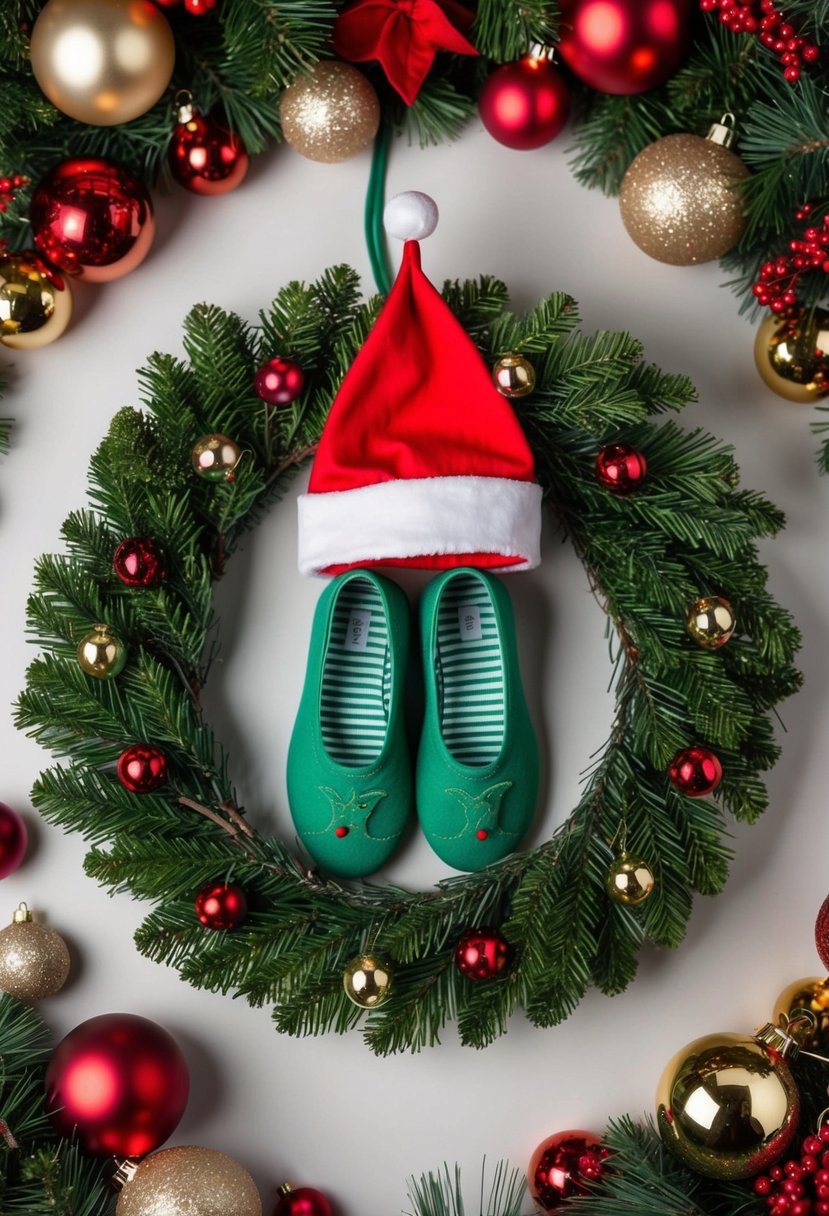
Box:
[383,191,439,242]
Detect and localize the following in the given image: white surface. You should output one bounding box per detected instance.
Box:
[1,121,827,1213]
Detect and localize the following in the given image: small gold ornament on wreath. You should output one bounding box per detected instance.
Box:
[0,904,70,1000]
[754,307,829,403]
[279,61,380,164]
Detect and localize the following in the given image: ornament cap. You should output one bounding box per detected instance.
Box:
[111,1157,140,1191]
[278,1184,294,1196]
[527,43,556,62]
[754,1020,802,1060]
[707,112,737,148]
[12,902,31,924]
[174,89,196,125]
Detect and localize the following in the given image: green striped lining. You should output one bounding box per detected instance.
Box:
[320,579,391,766]
[435,574,505,766]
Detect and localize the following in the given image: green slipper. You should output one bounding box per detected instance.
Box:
[417,568,539,872]
[287,570,413,879]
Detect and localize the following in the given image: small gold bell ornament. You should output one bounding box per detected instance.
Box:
[0,903,70,1000]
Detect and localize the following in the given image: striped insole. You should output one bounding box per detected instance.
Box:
[320,579,391,767]
[435,574,505,766]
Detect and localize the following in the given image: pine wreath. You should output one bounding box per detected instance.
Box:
[15,264,801,1055]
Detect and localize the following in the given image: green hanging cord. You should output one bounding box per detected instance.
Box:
[364,119,393,296]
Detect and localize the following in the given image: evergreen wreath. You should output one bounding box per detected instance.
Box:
[15,263,800,1055]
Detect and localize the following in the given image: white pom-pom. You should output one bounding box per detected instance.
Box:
[383,191,439,241]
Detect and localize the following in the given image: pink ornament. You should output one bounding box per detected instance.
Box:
[0,803,27,877]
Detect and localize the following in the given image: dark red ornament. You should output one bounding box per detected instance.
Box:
[275,1184,334,1216]
[29,158,154,282]
[455,927,510,980]
[815,895,829,972]
[479,53,571,151]
[195,880,248,931]
[558,0,692,94]
[169,95,248,195]
[117,744,168,794]
[0,802,27,878]
[529,1130,609,1210]
[183,0,217,12]
[668,745,723,797]
[254,357,306,405]
[596,443,647,493]
[113,537,166,588]
[45,1013,189,1157]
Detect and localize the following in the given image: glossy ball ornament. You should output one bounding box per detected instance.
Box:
[772,977,829,1051]
[668,745,723,798]
[113,537,166,588]
[254,357,305,405]
[169,94,249,196]
[815,892,829,972]
[557,0,692,94]
[191,433,242,482]
[455,928,510,981]
[686,595,736,649]
[0,904,71,1000]
[596,443,647,493]
[30,158,155,282]
[342,953,394,1008]
[46,1013,189,1157]
[656,1032,800,1179]
[29,0,175,126]
[195,881,247,931]
[117,744,168,795]
[754,309,829,404]
[493,353,536,398]
[606,853,655,906]
[275,1184,333,1216]
[279,61,380,163]
[116,1146,261,1216]
[479,52,571,151]
[0,252,72,350]
[0,804,27,878]
[77,624,128,680]
[528,1130,608,1210]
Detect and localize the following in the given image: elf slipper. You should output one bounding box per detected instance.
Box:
[416,568,539,872]
[287,570,413,879]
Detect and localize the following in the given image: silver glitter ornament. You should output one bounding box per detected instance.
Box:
[116,1146,262,1216]
[279,61,380,163]
[0,904,70,999]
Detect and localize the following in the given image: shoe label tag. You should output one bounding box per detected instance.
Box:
[457,604,483,641]
[344,611,372,651]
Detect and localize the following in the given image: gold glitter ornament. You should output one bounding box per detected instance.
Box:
[343,952,394,1008]
[772,976,829,1051]
[606,853,655,906]
[116,1146,262,1216]
[0,904,71,1000]
[0,252,72,350]
[754,308,829,403]
[77,624,128,679]
[686,595,735,649]
[619,116,749,266]
[492,353,536,398]
[279,61,380,163]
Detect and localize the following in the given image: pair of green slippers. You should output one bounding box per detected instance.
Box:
[287,567,540,878]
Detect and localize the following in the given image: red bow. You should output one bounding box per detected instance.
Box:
[333,0,478,106]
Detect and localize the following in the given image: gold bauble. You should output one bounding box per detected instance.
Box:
[77,623,128,679]
[606,853,655,906]
[686,595,735,649]
[656,1031,799,1180]
[30,0,175,127]
[0,253,72,350]
[343,952,394,1008]
[754,309,829,403]
[0,905,71,1000]
[191,434,243,482]
[492,353,536,398]
[279,62,380,164]
[772,976,829,1051]
[116,1146,262,1216]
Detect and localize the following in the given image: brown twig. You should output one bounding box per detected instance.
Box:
[265,441,318,488]
[177,795,258,861]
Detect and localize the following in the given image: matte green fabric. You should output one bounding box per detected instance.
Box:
[416,568,539,872]
[287,570,412,878]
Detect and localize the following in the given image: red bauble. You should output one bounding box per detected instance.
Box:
[275,1185,334,1216]
[479,54,571,150]
[184,0,217,12]
[815,893,829,972]
[596,443,647,493]
[668,745,723,797]
[117,745,168,794]
[45,1013,189,1157]
[113,537,166,588]
[254,357,306,405]
[557,0,692,94]
[169,100,248,195]
[0,802,27,878]
[455,927,510,980]
[529,1130,608,1210]
[30,158,154,282]
[195,881,248,930]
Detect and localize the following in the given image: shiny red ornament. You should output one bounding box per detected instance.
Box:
[183,0,217,12]
[479,54,571,150]
[596,443,647,493]
[815,894,829,972]
[113,537,166,588]
[254,357,306,405]
[169,96,248,194]
[29,158,154,282]
[117,744,168,794]
[0,802,27,878]
[275,1185,334,1216]
[455,927,510,980]
[195,880,248,930]
[668,745,723,797]
[45,1013,189,1157]
[529,1130,609,1210]
[558,0,692,94]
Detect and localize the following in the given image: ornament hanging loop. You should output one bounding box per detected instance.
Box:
[707,112,737,148]
[173,89,196,124]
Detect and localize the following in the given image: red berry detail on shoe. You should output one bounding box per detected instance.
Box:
[476,829,489,840]
[335,826,349,838]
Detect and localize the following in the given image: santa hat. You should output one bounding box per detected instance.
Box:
[297,193,542,577]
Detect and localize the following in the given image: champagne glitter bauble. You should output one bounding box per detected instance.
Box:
[0,253,72,350]
[0,803,27,878]
[342,953,394,1008]
[606,853,655,906]
[772,977,829,1051]
[528,1130,608,1210]
[492,353,536,398]
[686,595,735,649]
[754,309,829,403]
[557,0,692,94]
[279,62,380,163]
[116,1146,261,1216]
[191,434,242,482]
[0,904,71,1000]
[77,624,127,679]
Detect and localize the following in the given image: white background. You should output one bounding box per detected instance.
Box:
[1,115,827,1214]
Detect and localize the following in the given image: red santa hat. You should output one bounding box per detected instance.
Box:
[297,193,542,576]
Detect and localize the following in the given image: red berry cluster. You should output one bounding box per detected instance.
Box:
[0,173,28,213]
[154,0,217,12]
[754,1126,829,1215]
[699,0,819,81]
[753,204,829,312]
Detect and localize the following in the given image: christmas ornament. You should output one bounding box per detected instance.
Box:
[113,537,166,588]
[191,433,243,482]
[46,1013,189,1157]
[77,624,127,680]
[115,1145,261,1216]
[619,117,750,265]
[686,595,736,648]
[815,892,829,972]
[752,1124,829,1213]
[169,92,249,196]
[383,190,439,241]
[183,0,218,13]
[557,0,692,94]
[772,977,829,1050]
[30,158,155,283]
[29,0,175,126]
[0,252,72,350]
[595,443,647,493]
[117,745,168,795]
[668,745,723,797]
[454,928,510,980]
[0,803,27,878]
[606,853,655,906]
[275,1184,333,1216]
[492,353,536,398]
[279,62,380,164]
[195,881,247,930]
[754,309,829,403]
[254,357,305,405]
[528,1130,608,1210]
[479,49,571,151]
[342,953,394,1008]
[0,904,70,1000]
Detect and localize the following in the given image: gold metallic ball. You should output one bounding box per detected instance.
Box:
[772,976,829,1051]
[0,253,72,350]
[606,853,655,906]
[656,1032,799,1180]
[492,353,536,398]
[343,952,394,1008]
[0,906,70,1000]
[279,61,380,164]
[116,1146,262,1216]
[754,309,829,404]
[686,595,735,649]
[77,624,128,679]
[30,0,175,127]
[191,434,242,482]
[619,133,749,265]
